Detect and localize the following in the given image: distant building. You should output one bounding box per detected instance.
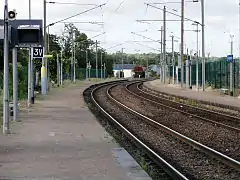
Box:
[113,64,135,78]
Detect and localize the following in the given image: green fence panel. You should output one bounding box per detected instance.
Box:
[168,58,240,91]
[76,68,108,79]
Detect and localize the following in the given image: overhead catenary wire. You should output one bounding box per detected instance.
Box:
[145,3,202,26]
[48,3,107,26]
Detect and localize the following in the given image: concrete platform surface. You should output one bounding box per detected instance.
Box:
[0,81,152,180]
[144,80,240,108]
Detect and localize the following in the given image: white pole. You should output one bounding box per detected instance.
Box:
[12,48,18,122]
[196,23,199,91]
[201,0,206,91]
[172,35,175,85]
[89,62,91,79]
[96,40,98,78]
[101,51,103,79]
[57,54,59,86]
[186,49,189,88]
[27,48,32,107]
[60,49,63,86]
[41,0,47,95]
[29,0,34,104]
[176,66,179,85]
[86,50,88,80]
[230,35,233,95]
[73,43,76,83]
[190,50,192,88]
[180,0,184,88]
[104,63,106,79]
[3,0,10,134]
[160,26,163,81]
[163,6,166,84]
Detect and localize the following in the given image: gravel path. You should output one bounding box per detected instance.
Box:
[94,84,240,180]
[110,84,240,161]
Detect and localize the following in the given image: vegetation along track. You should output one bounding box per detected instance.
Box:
[134,83,240,131]
[91,81,239,179]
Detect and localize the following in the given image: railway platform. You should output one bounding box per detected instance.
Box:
[0,81,151,180]
[143,79,240,109]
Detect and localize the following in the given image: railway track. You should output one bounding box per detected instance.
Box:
[142,84,240,117]
[128,82,240,132]
[90,81,186,180]
[89,80,240,179]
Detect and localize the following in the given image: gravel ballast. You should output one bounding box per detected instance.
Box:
[111,84,240,161]
[94,84,240,180]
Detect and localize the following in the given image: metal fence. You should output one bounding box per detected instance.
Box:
[169,58,240,91]
[76,68,108,79]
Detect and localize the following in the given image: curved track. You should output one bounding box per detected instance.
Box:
[128,82,240,132]
[118,82,240,170]
[90,81,188,180]
[89,80,240,179]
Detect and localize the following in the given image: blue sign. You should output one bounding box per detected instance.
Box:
[226,55,233,63]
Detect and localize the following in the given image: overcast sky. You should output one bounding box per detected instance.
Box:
[1,0,240,57]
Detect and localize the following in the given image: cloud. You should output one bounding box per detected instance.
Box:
[0,0,240,56]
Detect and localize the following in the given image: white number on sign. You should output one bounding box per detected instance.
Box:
[33,48,43,57]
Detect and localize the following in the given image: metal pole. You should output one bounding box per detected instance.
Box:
[73,42,76,83]
[104,63,106,79]
[101,51,103,79]
[60,49,63,86]
[31,57,35,103]
[3,0,10,134]
[89,61,91,79]
[230,36,233,95]
[196,23,199,91]
[160,26,163,81]
[86,50,88,80]
[41,0,47,95]
[163,6,166,84]
[57,54,59,86]
[46,26,50,91]
[201,0,205,91]
[27,0,32,105]
[71,32,73,81]
[186,48,189,88]
[12,48,18,122]
[172,35,175,85]
[147,56,149,78]
[180,0,184,88]
[190,50,192,88]
[27,49,31,107]
[239,0,240,95]
[96,40,98,78]
[29,0,34,104]
[122,48,124,78]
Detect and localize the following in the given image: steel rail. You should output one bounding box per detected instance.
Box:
[134,83,240,132]
[107,82,240,170]
[91,82,189,180]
